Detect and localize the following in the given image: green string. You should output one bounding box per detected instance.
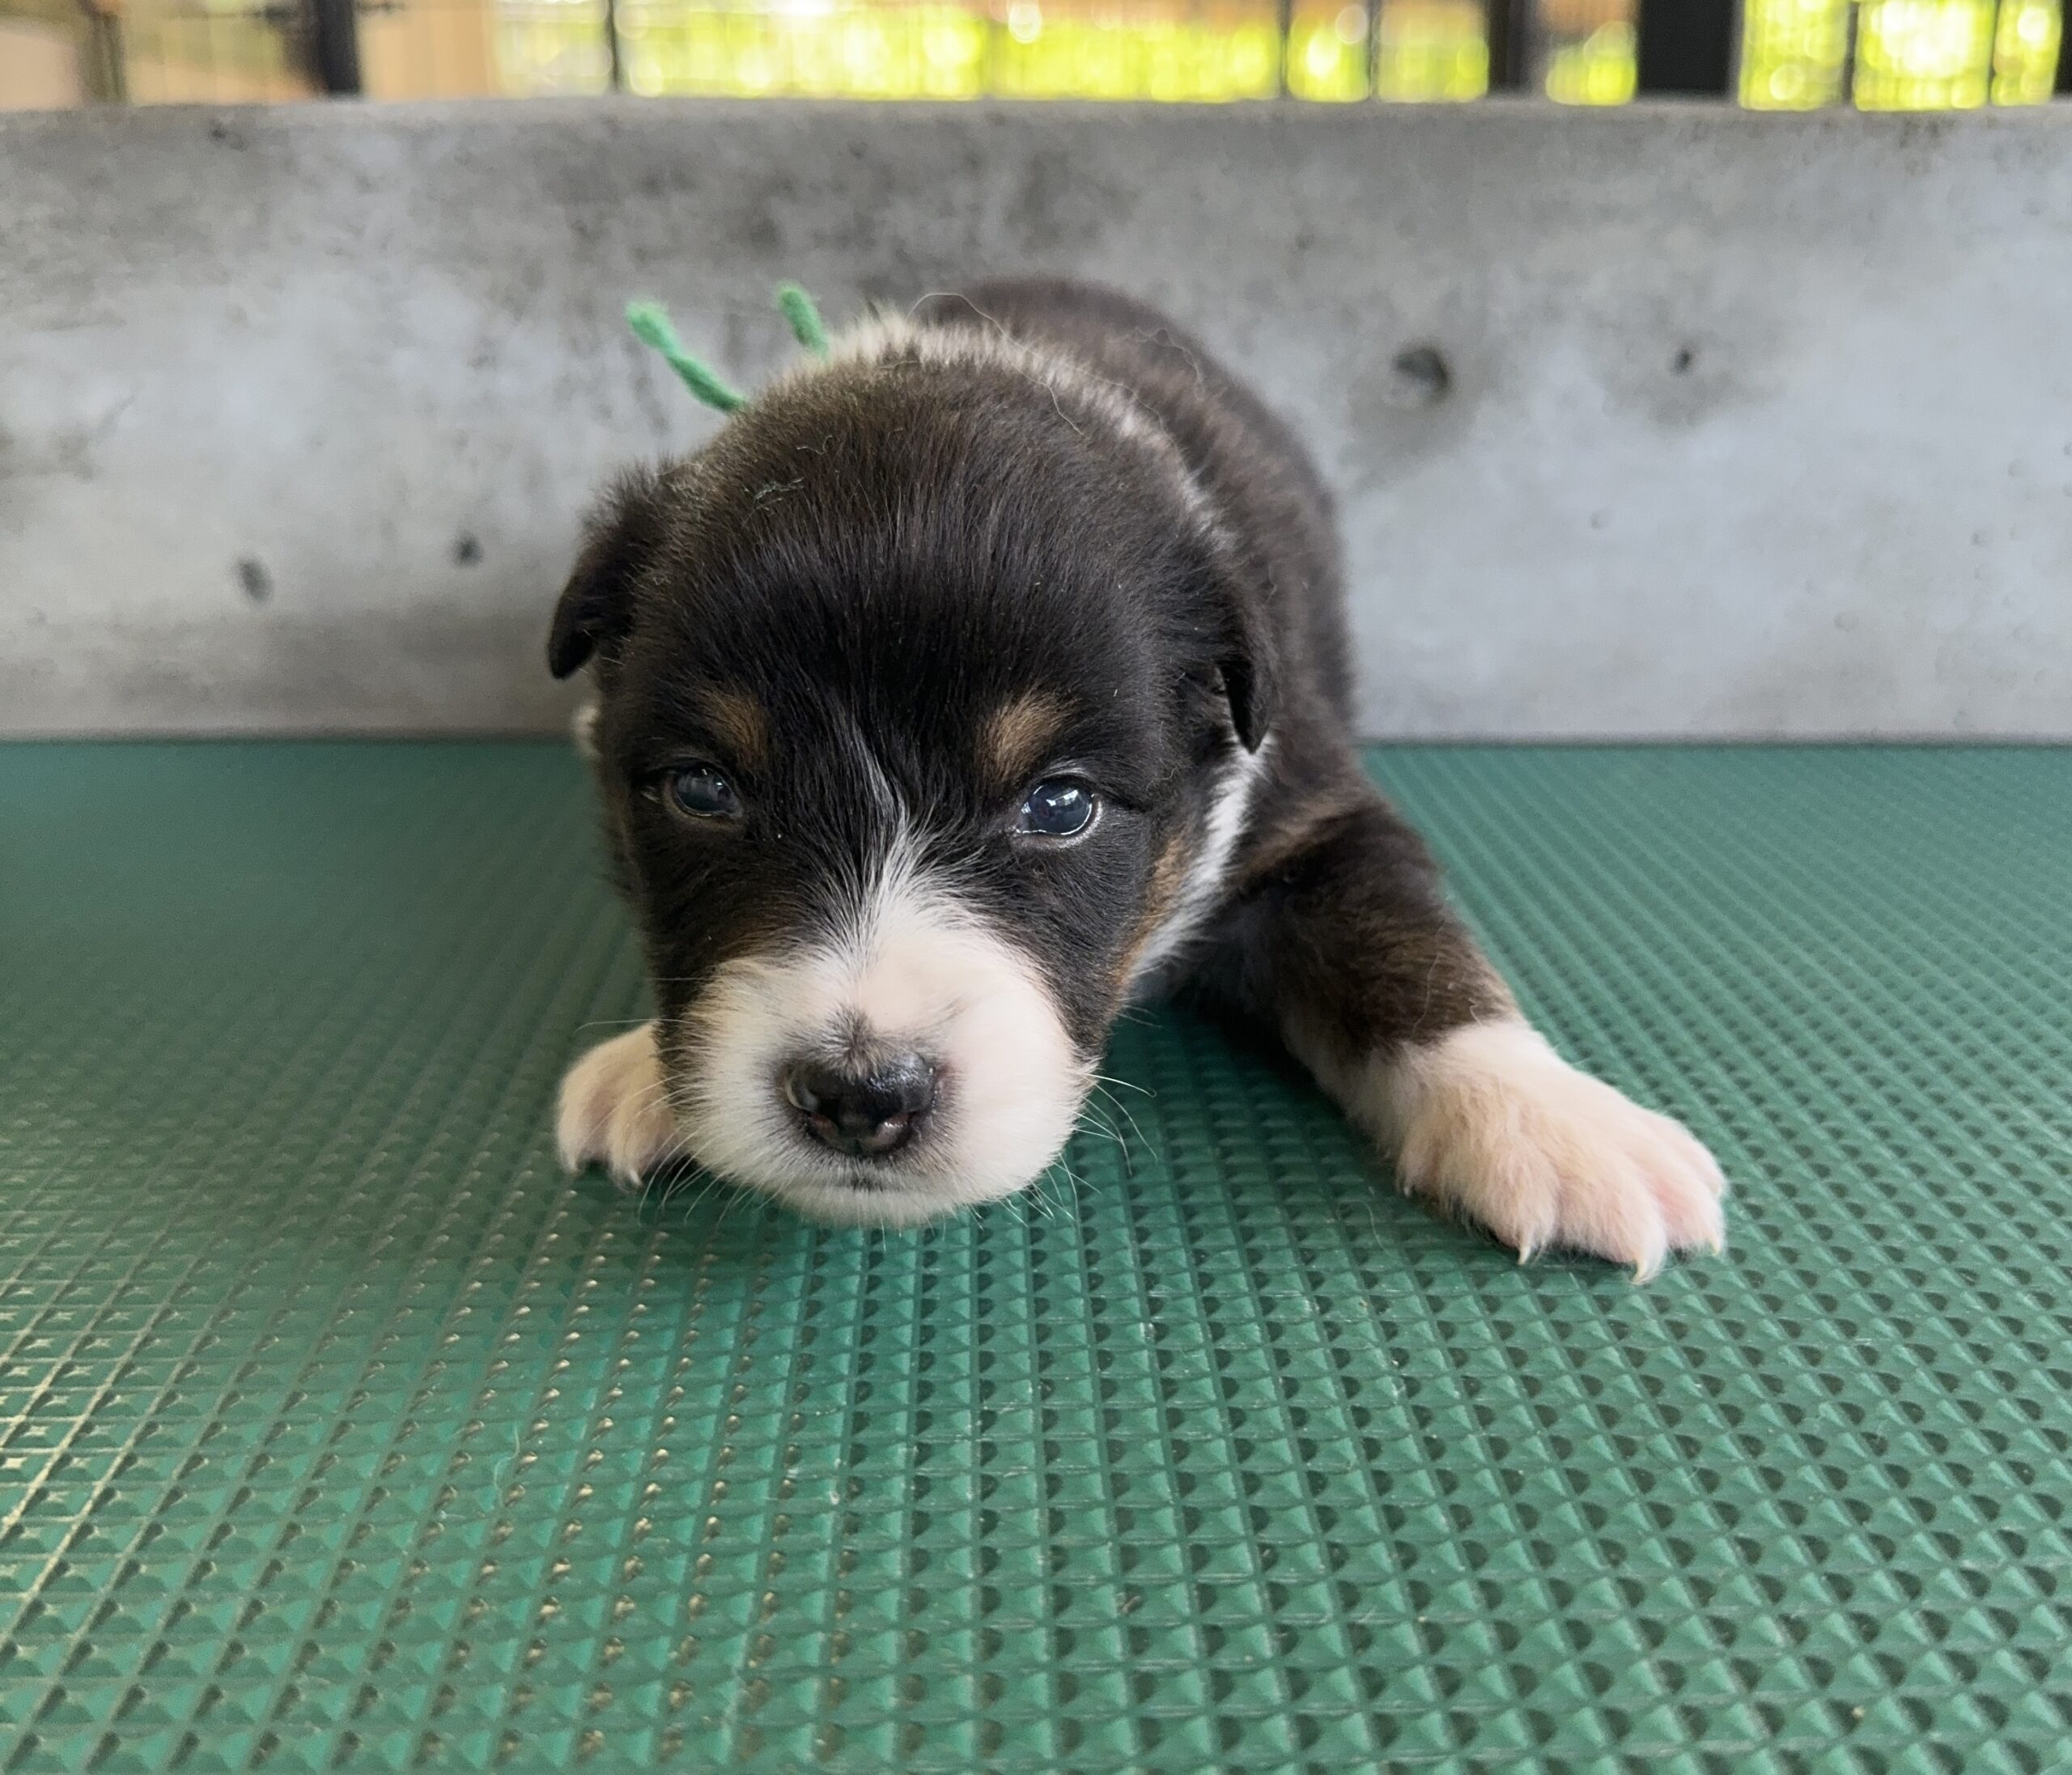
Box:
[775,282,831,358]
[626,282,831,414]
[625,300,748,414]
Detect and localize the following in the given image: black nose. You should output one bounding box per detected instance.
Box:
[783,1054,939,1159]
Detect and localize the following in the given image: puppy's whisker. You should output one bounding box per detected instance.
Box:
[1086,1085,1149,1165]
[660,1166,720,1217]
[1076,1104,1132,1175]
[1037,1157,1093,1218]
[658,1166,708,1212]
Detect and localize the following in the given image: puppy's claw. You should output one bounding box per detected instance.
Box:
[555,1023,684,1186]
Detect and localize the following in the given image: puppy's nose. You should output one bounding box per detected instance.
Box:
[783,1054,938,1159]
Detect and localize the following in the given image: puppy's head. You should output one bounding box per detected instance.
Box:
[551,328,1272,1225]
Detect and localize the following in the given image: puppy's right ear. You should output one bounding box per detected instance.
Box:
[547,468,669,679]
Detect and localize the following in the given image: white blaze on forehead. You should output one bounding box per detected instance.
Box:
[810,309,1225,533]
[672,831,1089,1226]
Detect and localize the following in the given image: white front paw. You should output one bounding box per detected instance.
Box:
[555,1022,686,1185]
[1379,1021,1726,1280]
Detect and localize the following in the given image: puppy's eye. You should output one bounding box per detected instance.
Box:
[1016,778,1098,839]
[664,763,742,821]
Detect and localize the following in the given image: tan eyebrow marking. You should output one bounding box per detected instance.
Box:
[982,691,1072,792]
[703,687,771,771]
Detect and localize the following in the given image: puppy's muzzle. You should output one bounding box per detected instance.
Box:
[782,1053,939,1160]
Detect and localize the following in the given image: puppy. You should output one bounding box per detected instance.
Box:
[550,279,1724,1276]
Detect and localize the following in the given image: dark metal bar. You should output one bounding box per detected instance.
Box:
[605,0,625,92]
[1984,0,2002,102]
[1637,0,1736,94]
[79,2,128,102]
[1277,0,1295,96]
[308,0,362,96]
[2058,0,2072,94]
[1484,0,1531,90]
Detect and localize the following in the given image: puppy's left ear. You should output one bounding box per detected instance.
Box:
[548,467,670,679]
[1208,552,1278,752]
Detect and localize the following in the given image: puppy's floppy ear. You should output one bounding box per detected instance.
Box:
[1217,599,1276,752]
[547,467,670,680]
[1204,543,1278,752]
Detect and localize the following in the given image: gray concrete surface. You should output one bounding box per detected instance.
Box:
[3,99,2070,738]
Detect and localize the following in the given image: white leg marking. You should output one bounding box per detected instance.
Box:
[1317,1020,1726,1280]
[555,1022,683,1186]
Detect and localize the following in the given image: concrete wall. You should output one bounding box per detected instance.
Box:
[3,99,2069,738]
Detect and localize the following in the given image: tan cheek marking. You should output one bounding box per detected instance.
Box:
[983,692,1071,795]
[704,689,771,773]
[1112,831,1193,1001]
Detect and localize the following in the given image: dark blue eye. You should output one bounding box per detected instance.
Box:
[664,764,741,821]
[1016,778,1098,839]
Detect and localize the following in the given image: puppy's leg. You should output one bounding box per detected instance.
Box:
[555,1022,685,1185]
[1227,792,1724,1277]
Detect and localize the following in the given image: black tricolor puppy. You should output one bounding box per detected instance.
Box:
[550,279,1725,1276]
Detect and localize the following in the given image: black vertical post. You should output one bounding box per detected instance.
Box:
[81,3,128,102]
[604,0,624,91]
[2058,0,2072,94]
[1637,0,1736,94]
[309,0,362,96]
[1276,0,1295,96]
[1485,0,1531,90]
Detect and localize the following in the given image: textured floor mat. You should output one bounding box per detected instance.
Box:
[2,742,2068,1773]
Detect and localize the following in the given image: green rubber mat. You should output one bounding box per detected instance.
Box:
[4,742,2070,1773]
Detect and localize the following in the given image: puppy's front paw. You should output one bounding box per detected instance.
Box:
[1380,1021,1725,1280]
[555,1022,684,1185]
